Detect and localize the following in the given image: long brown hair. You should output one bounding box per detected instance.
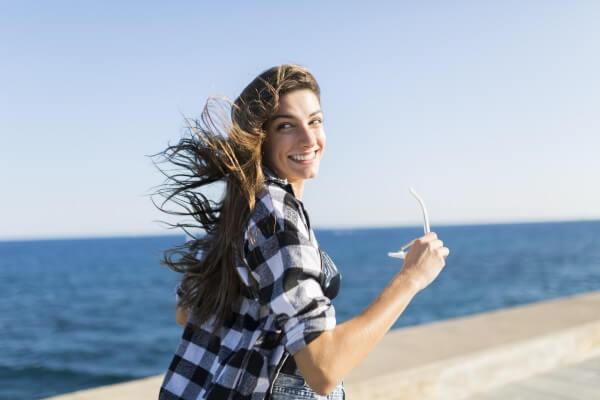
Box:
[149,64,321,331]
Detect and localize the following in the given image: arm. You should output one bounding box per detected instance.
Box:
[295,232,449,395]
[174,282,189,327]
[175,306,189,327]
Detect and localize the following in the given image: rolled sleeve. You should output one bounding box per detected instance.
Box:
[174,282,184,303]
[245,226,336,355]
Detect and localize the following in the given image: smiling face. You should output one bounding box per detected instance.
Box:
[262,89,325,198]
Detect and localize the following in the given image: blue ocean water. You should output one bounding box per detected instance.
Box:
[1,221,599,399]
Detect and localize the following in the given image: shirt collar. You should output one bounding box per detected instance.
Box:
[262,164,288,186]
[261,164,297,197]
[260,164,309,226]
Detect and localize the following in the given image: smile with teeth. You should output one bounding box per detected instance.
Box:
[289,150,318,162]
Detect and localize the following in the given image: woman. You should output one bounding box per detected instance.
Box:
[153,64,449,399]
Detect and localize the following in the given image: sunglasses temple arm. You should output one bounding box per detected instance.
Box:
[409,187,430,234]
[388,189,431,259]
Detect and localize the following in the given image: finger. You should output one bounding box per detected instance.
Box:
[429,239,444,249]
[423,231,437,241]
[438,247,450,258]
[399,239,415,251]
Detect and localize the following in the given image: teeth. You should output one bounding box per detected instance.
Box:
[290,151,316,161]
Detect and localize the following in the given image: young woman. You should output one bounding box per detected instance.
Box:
[154,64,449,399]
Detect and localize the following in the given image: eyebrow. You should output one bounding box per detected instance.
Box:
[270,110,323,121]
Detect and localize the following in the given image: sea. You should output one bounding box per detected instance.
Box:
[1,220,599,399]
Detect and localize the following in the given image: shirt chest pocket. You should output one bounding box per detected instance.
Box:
[318,248,341,300]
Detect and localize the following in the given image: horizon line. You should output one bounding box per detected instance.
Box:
[1,217,598,243]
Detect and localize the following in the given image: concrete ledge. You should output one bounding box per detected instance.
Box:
[45,290,600,399]
[345,321,600,399]
[344,290,600,399]
[45,374,164,400]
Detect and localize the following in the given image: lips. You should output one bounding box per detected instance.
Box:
[289,151,317,162]
[288,148,319,162]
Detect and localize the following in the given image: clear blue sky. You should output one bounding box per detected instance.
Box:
[1,1,599,240]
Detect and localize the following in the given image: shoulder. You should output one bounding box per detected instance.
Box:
[248,181,310,244]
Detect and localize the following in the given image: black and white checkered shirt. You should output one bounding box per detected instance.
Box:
[159,165,338,400]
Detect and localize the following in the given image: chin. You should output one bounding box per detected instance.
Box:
[282,159,321,182]
[302,171,319,182]
[297,165,320,179]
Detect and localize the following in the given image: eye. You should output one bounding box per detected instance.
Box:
[310,118,323,126]
[276,122,292,131]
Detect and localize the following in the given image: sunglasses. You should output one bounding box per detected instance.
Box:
[388,187,430,259]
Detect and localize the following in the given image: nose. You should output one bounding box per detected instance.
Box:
[298,123,318,148]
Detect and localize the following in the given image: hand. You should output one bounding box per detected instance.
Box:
[399,231,449,292]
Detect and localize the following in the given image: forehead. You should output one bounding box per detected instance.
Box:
[276,89,320,115]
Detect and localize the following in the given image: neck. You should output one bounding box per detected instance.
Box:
[290,180,305,200]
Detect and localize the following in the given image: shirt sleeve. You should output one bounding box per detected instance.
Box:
[244,208,336,355]
[175,282,184,303]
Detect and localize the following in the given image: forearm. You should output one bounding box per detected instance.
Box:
[328,272,419,381]
[297,272,420,392]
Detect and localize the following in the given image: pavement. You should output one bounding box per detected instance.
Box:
[465,355,600,399]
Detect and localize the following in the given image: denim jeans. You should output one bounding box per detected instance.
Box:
[270,372,345,399]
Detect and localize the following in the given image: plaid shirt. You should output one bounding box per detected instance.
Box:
[159,165,338,400]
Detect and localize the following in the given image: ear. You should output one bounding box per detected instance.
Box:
[261,132,270,148]
[260,142,267,158]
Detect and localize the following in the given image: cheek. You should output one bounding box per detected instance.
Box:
[319,132,326,151]
[263,137,286,161]
[261,141,273,163]
[277,137,295,156]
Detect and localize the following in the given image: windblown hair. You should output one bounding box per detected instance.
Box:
[149,64,321,331]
